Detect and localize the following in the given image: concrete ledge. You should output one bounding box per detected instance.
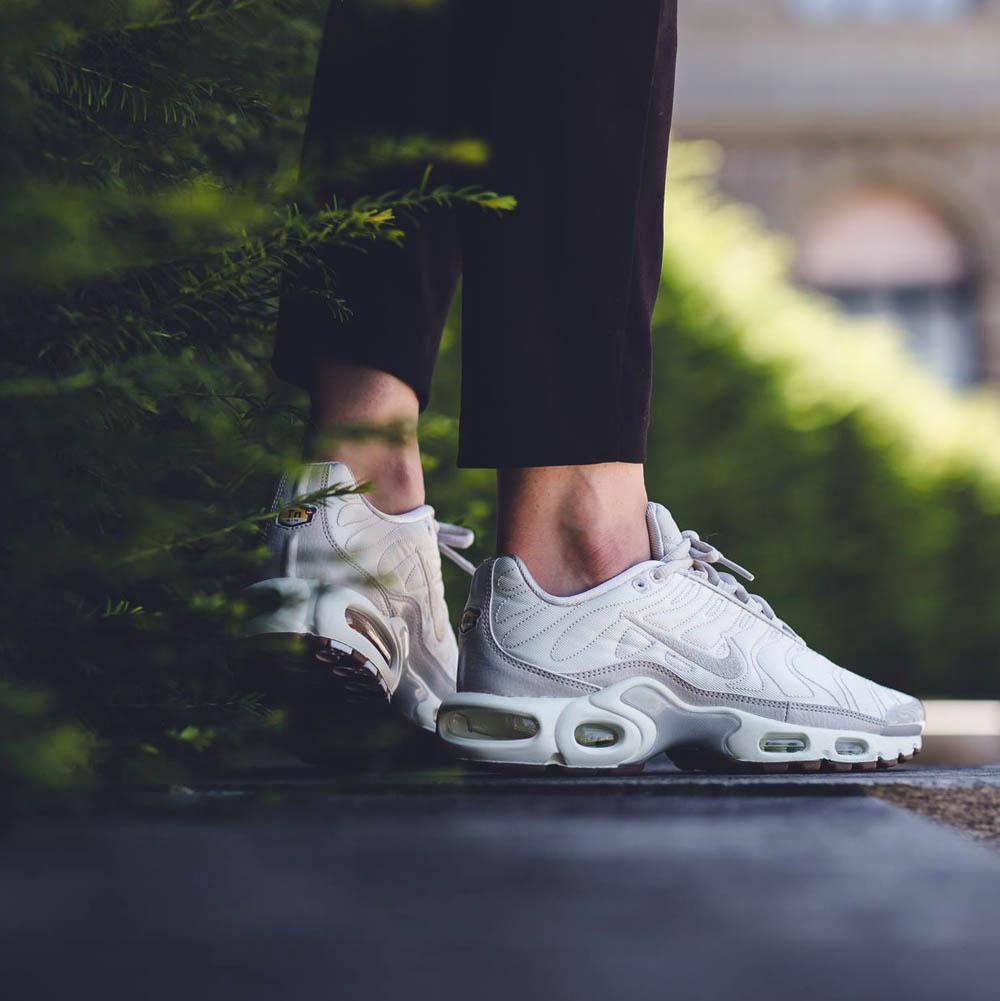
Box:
[920,700,1000,765]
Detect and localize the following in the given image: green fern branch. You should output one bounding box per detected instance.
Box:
[113,480,370,566]
[30,51,265,126]
[117,0,265,35]
[5,181,515,370]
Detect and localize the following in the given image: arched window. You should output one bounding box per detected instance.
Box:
[796,189,979,384]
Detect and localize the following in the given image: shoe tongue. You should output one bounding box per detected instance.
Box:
[646,503,682,560]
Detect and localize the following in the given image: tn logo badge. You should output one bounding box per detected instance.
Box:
[276,504,317,528]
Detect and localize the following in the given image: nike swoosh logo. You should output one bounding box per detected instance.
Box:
[622,614,748,680]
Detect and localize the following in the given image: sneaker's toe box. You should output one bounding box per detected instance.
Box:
[881,695,925,735]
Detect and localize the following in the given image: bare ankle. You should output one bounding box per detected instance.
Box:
[496,464,650,595]
[307,362,425,514]
[328,441,424,513]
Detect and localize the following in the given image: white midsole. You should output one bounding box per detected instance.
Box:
[437,676,922,769]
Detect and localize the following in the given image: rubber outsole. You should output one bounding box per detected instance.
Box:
[234,632,392,705]
[667,747,920,774]
[466,749,920,777]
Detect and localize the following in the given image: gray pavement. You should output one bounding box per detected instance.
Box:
[187,755,1000,794]
[3,760,1000,1001]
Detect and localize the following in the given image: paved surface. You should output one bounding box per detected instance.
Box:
[3,760,1000,1001]
[186,756,1000,794]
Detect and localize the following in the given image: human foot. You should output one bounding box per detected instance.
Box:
[438,503,923,772]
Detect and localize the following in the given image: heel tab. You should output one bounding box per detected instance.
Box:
[467,555,499,600]
[471,554,528,594]
[272,460,358,509]
[461,556,510,624]
[492,554,545,598]
[463,555,538,617]
[296,460,357,492]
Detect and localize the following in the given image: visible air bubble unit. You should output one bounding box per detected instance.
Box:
[834,737,869,757]
[439,708,539,741]
[759,734,809,754]
[345,608,393,665]
[574,723,623,748]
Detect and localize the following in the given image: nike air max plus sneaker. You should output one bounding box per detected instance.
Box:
[239,461,474,731]
[438,503,923,773]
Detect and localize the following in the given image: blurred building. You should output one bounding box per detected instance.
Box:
[673,0,1000,385]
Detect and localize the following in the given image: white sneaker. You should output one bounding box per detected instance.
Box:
[239,461,474,731]
[438,503,923,772]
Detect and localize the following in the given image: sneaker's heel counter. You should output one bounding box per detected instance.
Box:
[260,471,293,579]
[263,461,354,579]
[456,558,499,694]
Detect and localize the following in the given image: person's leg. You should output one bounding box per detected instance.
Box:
[458,0,677,593]
[248,3,481,739]
[496,465,649,596]
[274,0,461,512]
[307,363,423,514]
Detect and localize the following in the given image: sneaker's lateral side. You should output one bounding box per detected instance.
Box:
[238,461,473,732]
[439,504,924,773]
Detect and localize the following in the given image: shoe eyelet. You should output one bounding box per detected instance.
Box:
[633,578,648,591]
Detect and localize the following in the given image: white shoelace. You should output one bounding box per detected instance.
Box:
[658,530,796,636]
[435,521,476,575]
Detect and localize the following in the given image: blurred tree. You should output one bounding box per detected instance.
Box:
[647,145,1000,699]
[0,0,509,795]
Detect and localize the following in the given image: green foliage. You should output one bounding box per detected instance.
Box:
[0,682,95,809]
[0,0,510,798]
[645,144,1000,698]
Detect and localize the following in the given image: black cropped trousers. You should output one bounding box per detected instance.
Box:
[274,0,677,468]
